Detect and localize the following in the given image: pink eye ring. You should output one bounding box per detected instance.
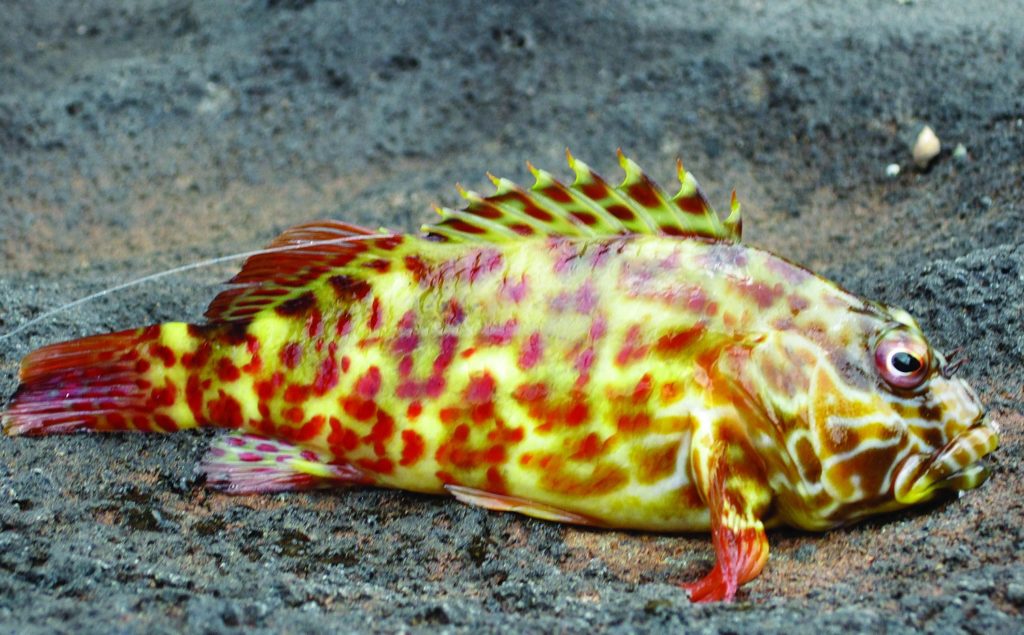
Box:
[874,333,930,389]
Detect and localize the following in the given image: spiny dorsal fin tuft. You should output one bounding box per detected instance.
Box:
[424,150,741,243]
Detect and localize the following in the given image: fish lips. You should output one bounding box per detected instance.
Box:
[894,418,1000,505]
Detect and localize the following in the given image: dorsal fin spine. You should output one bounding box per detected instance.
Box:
[724,190,742,238]
[565,155,630,233]
[615,151,661,233]
[527,166,600,237]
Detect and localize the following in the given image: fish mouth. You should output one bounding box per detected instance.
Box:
[894,418,1000,505]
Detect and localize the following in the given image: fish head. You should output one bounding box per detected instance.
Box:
[740,302,999,526]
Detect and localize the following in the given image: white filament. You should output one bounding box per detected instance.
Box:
[0,234,392,343]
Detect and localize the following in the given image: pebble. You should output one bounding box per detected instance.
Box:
[885,163,901,178]
[952,143,968,165]
[913,125,941,168]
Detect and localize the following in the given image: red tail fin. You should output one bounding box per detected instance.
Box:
[3,325,194,436]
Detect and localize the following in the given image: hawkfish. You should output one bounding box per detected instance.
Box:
[2,151,999,602]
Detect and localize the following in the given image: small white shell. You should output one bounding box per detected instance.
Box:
[913,125,941,168]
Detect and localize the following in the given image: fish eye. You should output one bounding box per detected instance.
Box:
[874,332,930,389]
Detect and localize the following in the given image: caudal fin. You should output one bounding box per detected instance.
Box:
[2,325,197,436]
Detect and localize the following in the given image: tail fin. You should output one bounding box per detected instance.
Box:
[2,324,200,436]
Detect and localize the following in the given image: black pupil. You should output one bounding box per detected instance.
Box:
[892,351,921,373]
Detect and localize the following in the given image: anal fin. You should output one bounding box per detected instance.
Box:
[445,484,602,527]
[201,432,368,494]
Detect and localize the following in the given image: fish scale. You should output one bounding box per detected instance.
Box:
[1,152,999,602]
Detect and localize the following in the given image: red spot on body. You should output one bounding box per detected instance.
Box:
[280,342,303,369]
[404,255,430,283]
[368,297,382,331]
[313,356,340,395]
[341,356,351,373]
[358,457,394,474]
[469,249,504,283]
[426,376,447,398]
[509,223,534,236]
[186,375,206,424]
[435,334,458,373]
[255,372,284,400]
[452,424,470,442]
[499,276,529,303]
[393,332,419,355]
[328,275,371,301]
[478,320,518,346]
[151,382,177,407]
[239,452,262,463]
[335,313,353,337]
[287,415,325,442]
[207,391,244,429]
[513,382,548,403]
[656,324,706,354]
[153,414,178,432]
[276,291,316,317]
[633,373,654,401]
[486,466,505,492]
[617,412,651,433]
[366,410,396,456]
[445,301,465,327]
[343,396,376,421]
[483,445,505,463]
[216,357,241,382]
[616,325,648,366]
[182,340,212,370]
[135,359,151,373]
[149,344,176,367]
[740,281,784,309]
[356,366,382,399]
[572,433,602,460]
[364,258,391,272]
[407,402,423,419]
[788,294,809,313]
[328,417,360,453]
[518,332,543,370]
[566,401,588,426]
[284,384,311,403]
[283,406,305,424]
[307,307,323,339]
[400,430,426,466]
[465,372,497,403]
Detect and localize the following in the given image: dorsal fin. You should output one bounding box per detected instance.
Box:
[424,150,741,243]
[204,221,402,323]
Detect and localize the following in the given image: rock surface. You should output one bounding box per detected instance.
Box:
[1,1,1022,633]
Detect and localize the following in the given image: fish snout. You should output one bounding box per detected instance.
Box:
[894,419,999,505]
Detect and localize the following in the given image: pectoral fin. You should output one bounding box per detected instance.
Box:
[683,441,770,602]
[445,485,602,527]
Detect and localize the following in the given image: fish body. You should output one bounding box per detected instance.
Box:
[2,152,999,601]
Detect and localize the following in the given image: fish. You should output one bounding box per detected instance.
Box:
[1,150,999,602]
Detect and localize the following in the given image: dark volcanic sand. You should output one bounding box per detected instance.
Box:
[1,2,1023,633]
